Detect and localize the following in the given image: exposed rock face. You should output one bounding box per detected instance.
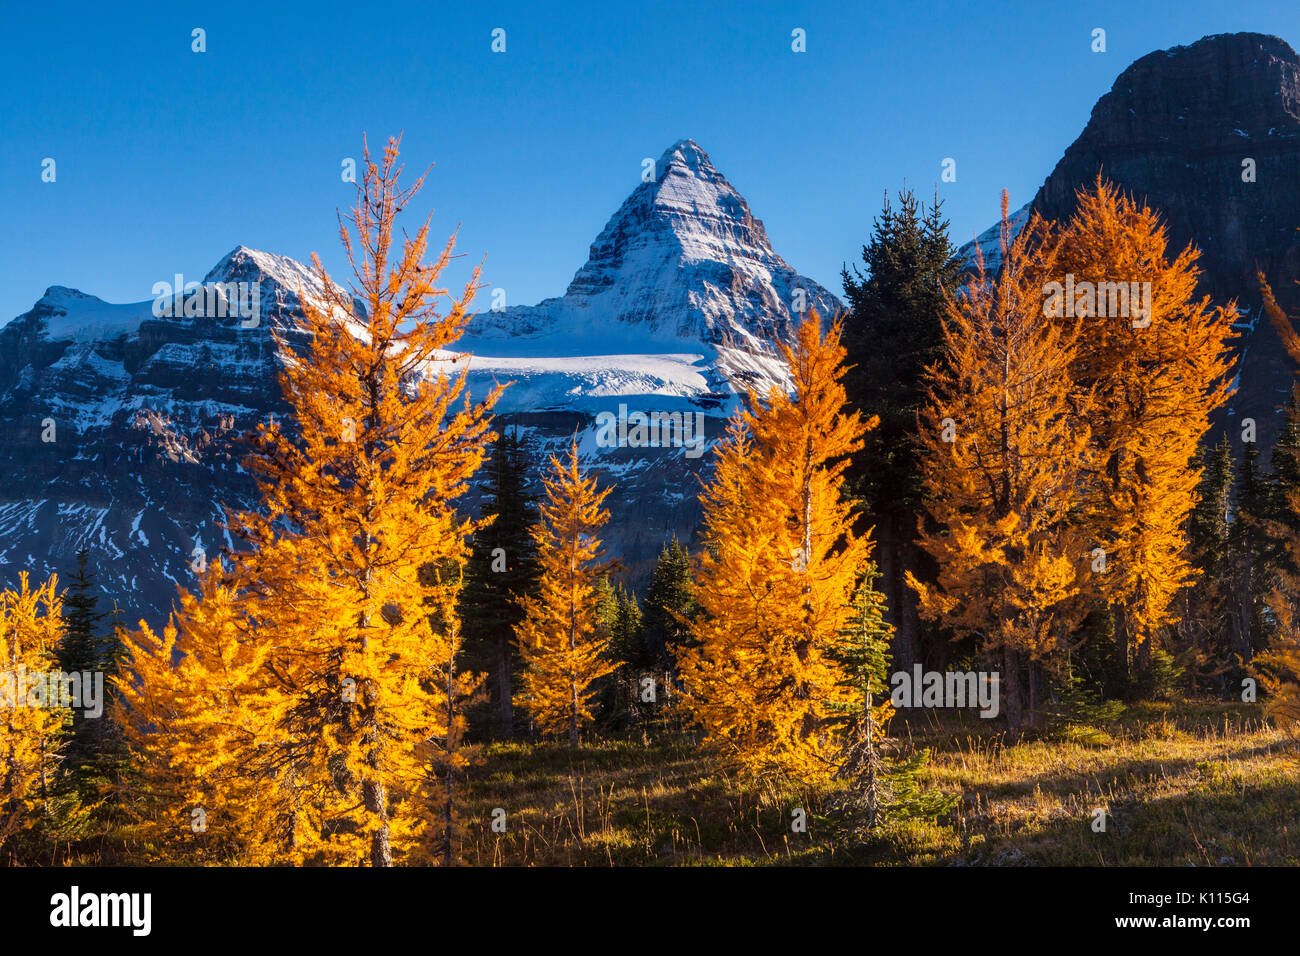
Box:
[963,33,1300,446]
[0,248,354,624]
[0,141,839,627]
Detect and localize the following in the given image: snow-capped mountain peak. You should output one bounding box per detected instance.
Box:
[204,246,326,298]
[462,139,839,364]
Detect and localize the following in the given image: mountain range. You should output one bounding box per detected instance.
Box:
[0,138,836,623]
[4,31,1300,627]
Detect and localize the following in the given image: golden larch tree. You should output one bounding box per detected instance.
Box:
[232,135,499,866]
[119,135,500,866]
[114,562,286,863]
[1053,178,1236,672]
[514,439,618,747]
[678,312,874,783]
[0,574,66,859]
[909,193,1091,729]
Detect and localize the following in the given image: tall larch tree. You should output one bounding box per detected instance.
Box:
[678,312,874,783]
[119,135,501,866]
[908,194,1091,730]
[514,440,619,747]
[235,134,499,866]
[0,574,66,861]
[1053,178,1236,682]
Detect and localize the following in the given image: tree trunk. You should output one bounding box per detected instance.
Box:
[363,774,391,867]
[1027,658,1043,729]
[1114,605,1131,693]
[878,514,920,671]
[495,636,514,739]
[445,650,455,867]
[569,676,579,749]
[897,534,923,669]
[1002,646,1023,732]
[1135,631,1151,679]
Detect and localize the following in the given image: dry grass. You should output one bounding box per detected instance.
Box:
[458,700,1300,866]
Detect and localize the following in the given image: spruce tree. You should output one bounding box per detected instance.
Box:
[57,548,103,676]
[1268,391,1300,577]
[459,425,540,739]
[841,187,961,671]
[829,563,955,832]
[1177,439,1235,692]
[1231,439,1273,665]
[642,537,696,668]
[595,582,646,727]
[609,585,645,669]
[56,549,104,785]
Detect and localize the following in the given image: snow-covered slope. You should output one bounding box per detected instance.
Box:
[37,288,157,342]
[954,201,1032,275]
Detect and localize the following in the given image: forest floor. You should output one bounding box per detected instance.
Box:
[459,700,1300,866]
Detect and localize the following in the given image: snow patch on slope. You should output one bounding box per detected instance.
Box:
[35,287,156,341]
[956,202,1033,274]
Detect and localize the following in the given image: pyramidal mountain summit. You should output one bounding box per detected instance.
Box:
[466,138,837,355]
[0,139,837,623]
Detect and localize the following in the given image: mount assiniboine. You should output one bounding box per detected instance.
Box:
[0,139,838,625]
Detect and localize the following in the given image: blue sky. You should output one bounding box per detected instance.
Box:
[3,0,1299,323]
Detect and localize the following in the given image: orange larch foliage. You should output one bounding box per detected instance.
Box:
[678,312,875,783]
[114,562,285,863]
[514,439,618,747]
[0,574,65,859]
[909,193,1091,728]
[118,135,498,866]
[1054,178,1236,665]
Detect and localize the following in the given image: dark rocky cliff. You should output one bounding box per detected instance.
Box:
[1031,33,1300,445]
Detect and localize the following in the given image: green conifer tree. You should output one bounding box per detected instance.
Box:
[459,425,540,739]
[1176,438,1235,693]
[1231,439,1273,665]
[841,187,961,671]
[829,563,955,832]
[642,537,697,668]
[55,548,108,791]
